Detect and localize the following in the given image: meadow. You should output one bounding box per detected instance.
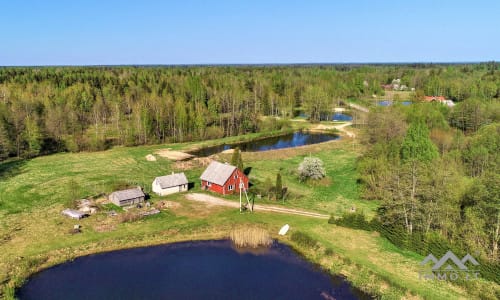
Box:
[0,132,496,299]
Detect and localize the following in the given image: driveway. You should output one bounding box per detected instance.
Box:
[185,193,329,219]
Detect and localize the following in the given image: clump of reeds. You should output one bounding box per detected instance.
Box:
[229,227,272,248]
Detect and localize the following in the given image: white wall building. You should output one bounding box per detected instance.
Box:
[152,172,188,196]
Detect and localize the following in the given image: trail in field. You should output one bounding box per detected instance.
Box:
[185,193,329,219]
[314,122,356,138]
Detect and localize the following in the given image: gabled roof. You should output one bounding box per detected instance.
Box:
[155,173,188,189]
[110,188,145,201]
[200,161,237,186]
[424,96,446,102]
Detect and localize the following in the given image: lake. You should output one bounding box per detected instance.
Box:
[376,100,412,106]
[298,112,353,121]
[189,131,339,157]
[17,240,370,300]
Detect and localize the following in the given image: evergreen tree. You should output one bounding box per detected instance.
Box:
[401,121,439,163]
[231,147,241,166]
[275,172,283,200]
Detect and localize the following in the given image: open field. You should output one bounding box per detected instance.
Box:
[0,131,497,299]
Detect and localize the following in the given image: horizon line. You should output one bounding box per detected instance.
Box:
[0,61,498,68]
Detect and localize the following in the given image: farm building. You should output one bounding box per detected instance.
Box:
[109,187,145,207]
[200,161,249,195]
[152,172,189,196]
[424,96,455,107]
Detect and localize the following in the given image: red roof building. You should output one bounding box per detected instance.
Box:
[200,161,249,195]
[424,96,446,102]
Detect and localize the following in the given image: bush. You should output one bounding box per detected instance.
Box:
[330,211,372,230]
[291,231,319,249]
[298,157,326,181]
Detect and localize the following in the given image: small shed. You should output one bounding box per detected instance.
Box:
[109,187,145,207]
[62,209,88,219]
[152,172,189,196]
[200,161,249,195]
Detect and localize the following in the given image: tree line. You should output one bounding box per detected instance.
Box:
[0,63,498,160]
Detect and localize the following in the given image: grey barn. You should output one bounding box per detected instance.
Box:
[109,187,145,207]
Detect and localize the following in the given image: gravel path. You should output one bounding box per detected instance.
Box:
[185,193,329,219]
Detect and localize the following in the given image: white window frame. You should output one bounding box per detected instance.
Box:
[228,184,234,191]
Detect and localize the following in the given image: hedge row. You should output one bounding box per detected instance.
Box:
[329,212,500,284]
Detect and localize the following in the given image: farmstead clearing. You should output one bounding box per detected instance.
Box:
[0,130,489,299]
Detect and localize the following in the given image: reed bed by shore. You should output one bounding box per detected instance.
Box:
[229,227,272,248]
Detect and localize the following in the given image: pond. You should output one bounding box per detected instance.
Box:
[298,112,353,121]
[189,131,339,157]
[17,240,370,300]
[376,100,412,106]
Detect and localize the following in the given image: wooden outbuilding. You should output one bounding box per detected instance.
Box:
[152,172,189,196]
[109,187,145,207]
[200,161,249,195]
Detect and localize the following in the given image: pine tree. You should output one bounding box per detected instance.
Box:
[275,172,283,200]
[231,147,240,166]
[237,154,244,172]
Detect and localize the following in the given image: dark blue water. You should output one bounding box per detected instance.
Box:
[332,113,353,121]
[17,240,369,300]
[377,100,412,106]
[298,112,353,121]
[189,132,339,156]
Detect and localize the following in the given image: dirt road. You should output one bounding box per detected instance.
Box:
[315,122,356,138]
[185,193,329,219]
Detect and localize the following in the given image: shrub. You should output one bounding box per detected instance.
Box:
[298,157,326,181]
[331,211,372,230]
[291,231,319,249]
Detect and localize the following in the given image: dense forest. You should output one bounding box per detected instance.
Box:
[0,63,499,159]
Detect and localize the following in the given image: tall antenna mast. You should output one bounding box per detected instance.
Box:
[239,178,252,213]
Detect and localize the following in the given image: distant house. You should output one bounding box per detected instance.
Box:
[152,172,188,196]
[200,161,249,195]
[424,96,447,102]
[109,187,145,207]
[424,96,455,107]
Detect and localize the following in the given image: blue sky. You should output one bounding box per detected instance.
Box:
[1,0,499,65]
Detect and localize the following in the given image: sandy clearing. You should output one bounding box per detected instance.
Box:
[315,122,356,138]
[185,193,329,219]
[155,149,194,161]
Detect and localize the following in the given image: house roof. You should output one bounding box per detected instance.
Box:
[155,173,188,189]
[110,188,145,201]
[200,161,237,186]
[424,96,446,102]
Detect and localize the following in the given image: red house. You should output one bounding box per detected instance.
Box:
[200,161,249,195]
[424,96,446,102]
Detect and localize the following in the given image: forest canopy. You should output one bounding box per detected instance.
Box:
[0,63,498,160]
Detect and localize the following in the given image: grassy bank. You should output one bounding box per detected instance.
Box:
[0,132,497,299]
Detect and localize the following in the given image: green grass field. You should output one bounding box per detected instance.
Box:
[0,134,497,299]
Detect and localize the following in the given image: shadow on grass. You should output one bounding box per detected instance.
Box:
[0,158,27,181]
